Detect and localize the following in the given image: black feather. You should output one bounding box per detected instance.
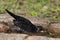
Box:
[5,9,43,33]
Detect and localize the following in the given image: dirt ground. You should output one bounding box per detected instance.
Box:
[0,13,60,40]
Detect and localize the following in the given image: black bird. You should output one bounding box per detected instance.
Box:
[5,9,43,33]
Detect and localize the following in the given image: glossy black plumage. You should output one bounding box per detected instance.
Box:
[5,9,43,33]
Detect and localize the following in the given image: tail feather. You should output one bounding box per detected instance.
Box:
[5,9,17,19]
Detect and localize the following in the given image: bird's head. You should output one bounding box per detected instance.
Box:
[36,26,45,33]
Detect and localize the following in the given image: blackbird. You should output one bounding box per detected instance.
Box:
[5,9,43,33]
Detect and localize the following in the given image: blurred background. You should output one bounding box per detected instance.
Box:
[0,0,60,21]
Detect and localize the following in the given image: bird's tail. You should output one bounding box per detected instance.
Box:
[5,9,17,19]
